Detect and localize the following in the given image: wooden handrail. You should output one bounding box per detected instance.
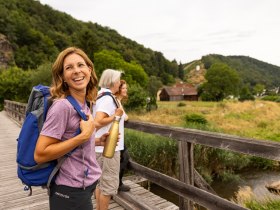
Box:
[125,120,280,161]
[129,160,248,210]
[4,100,26,125]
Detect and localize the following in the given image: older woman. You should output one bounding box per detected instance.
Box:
[94,69,124,210]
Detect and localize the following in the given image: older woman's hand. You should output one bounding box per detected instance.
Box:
[95,132,120,146]
[115,108,123,116]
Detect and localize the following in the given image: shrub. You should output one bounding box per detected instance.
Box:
[124,83,147,111]
[185,113,207,125]
[261,95,280,102]
[177,102,186,107]
[239,86,255,102]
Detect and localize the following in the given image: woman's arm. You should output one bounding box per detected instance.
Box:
[34,114,95,164]
[94,107,123,129]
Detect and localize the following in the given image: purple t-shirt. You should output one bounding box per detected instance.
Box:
[40,99,101,188]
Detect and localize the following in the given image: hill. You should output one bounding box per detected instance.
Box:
[184,54,280,89]
[0,0,178,84]
[1,0,279,90]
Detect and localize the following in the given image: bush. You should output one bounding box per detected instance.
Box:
[177,102,186,107]
[124,83,147,111]
[185,113,207,125]
[30,62,52,87]
[239,85,255,102]
[0,67,32,104]
[261,95,280,102]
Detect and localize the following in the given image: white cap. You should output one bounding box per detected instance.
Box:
[115,116,121,122]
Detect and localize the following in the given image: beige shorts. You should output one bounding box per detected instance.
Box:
[96,151,120,196]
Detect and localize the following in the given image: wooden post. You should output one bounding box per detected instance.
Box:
[178,141,194,210]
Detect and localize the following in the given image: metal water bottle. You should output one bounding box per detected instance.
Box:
[103,116,121,158]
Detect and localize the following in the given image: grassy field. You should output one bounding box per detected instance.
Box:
[128,100,280,142]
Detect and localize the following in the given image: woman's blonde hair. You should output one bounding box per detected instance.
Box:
[50,47,98,102]
[98,69,122,88]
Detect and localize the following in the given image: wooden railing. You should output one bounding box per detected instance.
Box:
[125,121,280,210]
[5,100,280,210]
[4,100,26,125]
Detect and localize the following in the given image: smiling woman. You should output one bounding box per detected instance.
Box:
[34,47,108,210]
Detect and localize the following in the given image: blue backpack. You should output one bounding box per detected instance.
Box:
[17,84,87,195]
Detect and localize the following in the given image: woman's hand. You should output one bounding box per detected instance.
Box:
[115,107,123,116]
[80,114,95,140]
[95,132,120,146]
[95,132,109,146]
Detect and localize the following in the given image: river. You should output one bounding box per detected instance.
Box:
[211,170,280,201]
[148,170,280,206]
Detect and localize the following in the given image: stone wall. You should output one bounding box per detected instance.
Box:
[0,34,14,69]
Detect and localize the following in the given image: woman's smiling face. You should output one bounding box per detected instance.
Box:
[120,84,127,97]
[63,53,91,94]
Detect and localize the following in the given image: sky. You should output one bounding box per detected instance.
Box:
[39,0,280,66]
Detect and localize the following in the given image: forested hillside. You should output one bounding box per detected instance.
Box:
[0,0,178,84]
[201,54,280,88]
[184,54,280,89]
[1,0,280,107]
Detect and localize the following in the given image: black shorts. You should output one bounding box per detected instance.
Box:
[49,182,97,210]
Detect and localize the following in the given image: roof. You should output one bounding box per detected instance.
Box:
[162,85,197,96]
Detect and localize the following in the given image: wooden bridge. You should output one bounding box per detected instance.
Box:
[3,99,280,210]
[0,110,178,210]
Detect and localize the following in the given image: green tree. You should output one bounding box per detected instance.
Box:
[253,84,265,96]
[94,50,148,87]
[0,67,32,109]
[0,0,178,86]
[30,63,52,87]
[147,76,162,97]
[200,63,240,101]
[239,85,255,101]
[169,59,178,77]
[178,62,184,80]
[146,76,162,110]
[124,83,147,111]
[73,27,100,61]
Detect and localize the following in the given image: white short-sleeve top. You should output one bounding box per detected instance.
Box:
[94,88,125,153]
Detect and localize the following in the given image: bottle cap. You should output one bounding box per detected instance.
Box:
[115,115,121,121]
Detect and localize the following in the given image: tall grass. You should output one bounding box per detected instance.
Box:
[125,128,178,177]
[245,200,280,210]
[233,186,280,210]
[128,100,280,142]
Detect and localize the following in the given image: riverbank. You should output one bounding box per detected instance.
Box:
[138,170,280,209]
[212,170,280,201]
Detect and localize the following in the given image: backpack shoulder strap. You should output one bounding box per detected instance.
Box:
[66,96,87,120]
[46,156,67,195]
[97,92,120,108]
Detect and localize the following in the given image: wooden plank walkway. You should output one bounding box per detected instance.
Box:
[0,111,179,210]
